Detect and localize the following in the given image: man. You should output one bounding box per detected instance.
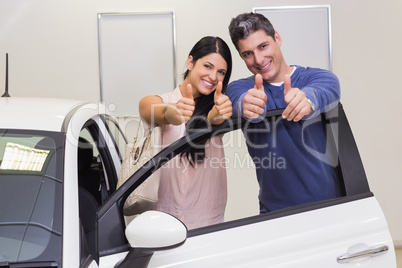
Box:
[226,12,342,213]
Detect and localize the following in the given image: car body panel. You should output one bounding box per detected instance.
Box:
[145,197,395,267]
[0,97,87,131]
[63,102,121,268]
[97,197,395,267]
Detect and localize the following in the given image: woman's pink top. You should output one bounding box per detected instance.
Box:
[155,86,227,230]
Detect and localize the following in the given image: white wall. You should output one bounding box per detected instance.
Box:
[1,0,401,245]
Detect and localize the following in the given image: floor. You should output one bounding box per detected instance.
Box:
[397,249,402,267]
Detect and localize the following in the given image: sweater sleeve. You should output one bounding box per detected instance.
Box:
[299,68,341,119]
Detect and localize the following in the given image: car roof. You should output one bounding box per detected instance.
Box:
[0,97,91,132]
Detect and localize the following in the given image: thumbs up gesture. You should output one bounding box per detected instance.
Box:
[208,81,232,125]
[282,74,311,122]
[165,84,195,125]
[242,74,268,119]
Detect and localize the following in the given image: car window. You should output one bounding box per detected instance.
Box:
[0,130,63,264]
[116,109,346,227]
[78,126,110,205]
[103,115,132,160]
[135,111,346,227]
[223,129,260,220]
[222,111,345,222]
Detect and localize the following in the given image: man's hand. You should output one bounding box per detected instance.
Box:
[165,84,195,125]
[282,74,311,122]
[243,74,267,119]
[208,81,232,124]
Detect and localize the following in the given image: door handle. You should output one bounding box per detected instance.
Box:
[337,245,389,264]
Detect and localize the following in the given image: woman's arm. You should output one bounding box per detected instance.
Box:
[139,95,168,125]
[139,91,195,126]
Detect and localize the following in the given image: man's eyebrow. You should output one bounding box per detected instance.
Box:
[240,41,270,55]
[257,41,269,47]
[240,49,252,56]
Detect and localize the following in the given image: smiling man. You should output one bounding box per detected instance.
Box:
[226,12,342,213]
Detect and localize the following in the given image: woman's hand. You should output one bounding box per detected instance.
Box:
[165,84,195,125]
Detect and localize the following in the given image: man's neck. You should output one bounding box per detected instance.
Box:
[269,66,296,86]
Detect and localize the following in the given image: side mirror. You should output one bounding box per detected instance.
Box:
[115,211,187,268]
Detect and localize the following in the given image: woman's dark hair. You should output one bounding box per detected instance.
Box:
[180,36,232,166]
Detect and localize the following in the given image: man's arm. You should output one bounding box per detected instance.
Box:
[207,81,233,125]
[282,68,340,121]
[301,69,341,118]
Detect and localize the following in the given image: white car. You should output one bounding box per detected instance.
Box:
[0,97,397,268]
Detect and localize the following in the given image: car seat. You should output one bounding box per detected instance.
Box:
[77,137,104,204]
[77,137,100,261]
[79,186,99,262]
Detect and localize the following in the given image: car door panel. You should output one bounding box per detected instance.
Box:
[144,197,395,267]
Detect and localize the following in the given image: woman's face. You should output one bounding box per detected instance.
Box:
[187,53,228,98]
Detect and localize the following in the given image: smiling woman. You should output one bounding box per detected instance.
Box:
[137,36,233,230]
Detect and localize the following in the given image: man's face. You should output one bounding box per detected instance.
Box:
[237,29,285,83]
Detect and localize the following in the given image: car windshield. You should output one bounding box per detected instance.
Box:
[0,129,64,265]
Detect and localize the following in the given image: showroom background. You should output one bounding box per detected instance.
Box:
[1,0,401,247]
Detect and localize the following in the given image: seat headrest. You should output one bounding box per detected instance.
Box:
[78,137,93,172]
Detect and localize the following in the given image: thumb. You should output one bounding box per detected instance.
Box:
[284,74,291,95]
[255,74,263,90]
[215,81,223,100]
[186,84,194,99]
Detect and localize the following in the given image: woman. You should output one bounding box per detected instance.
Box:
[139,36,232,229]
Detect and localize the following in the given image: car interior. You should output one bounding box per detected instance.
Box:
[77,137,100,262]
[77,127,112,263]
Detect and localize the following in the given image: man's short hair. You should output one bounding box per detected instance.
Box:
[228,12,276,51]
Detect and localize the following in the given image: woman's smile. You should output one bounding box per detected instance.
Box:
[201,79,214,90]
